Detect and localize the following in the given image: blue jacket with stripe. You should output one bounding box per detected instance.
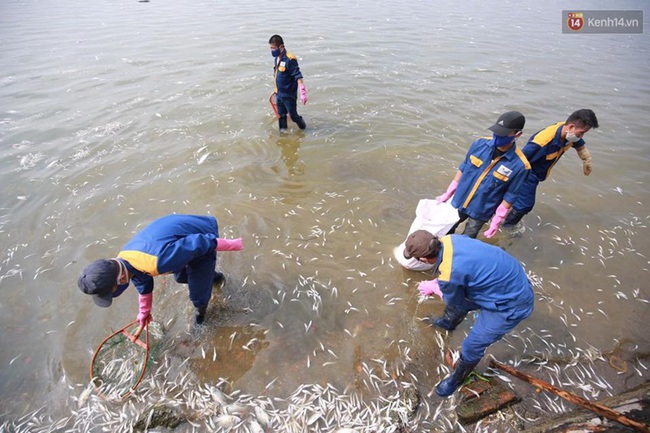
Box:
[434,234,533,313]
[521,122,586,182]
[117,214,219,295]
[452,137,530,221]
[274,51,303,97]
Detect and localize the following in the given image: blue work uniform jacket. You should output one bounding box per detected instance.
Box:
[434,234,533,313]
[521,122,586,182]
[451,137,530,221]
[116,214,219,295]
[274,51,303,97]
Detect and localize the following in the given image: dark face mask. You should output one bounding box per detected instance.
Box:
[271,48,281,58]
[491,133,514,148]
[111,258,129,298]
[113,283,129,298]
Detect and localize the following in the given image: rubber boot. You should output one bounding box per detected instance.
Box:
[213,271,225,285]
[436,356,479,397]
[429,304,468,331]
[193,305,208,326]
[295,116,306,130]
[503,208,525,227]
[279,116,288,132]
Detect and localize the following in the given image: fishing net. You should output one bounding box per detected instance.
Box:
[90,321,150,399]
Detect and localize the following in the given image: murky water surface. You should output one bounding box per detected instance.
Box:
[1,0,649,428]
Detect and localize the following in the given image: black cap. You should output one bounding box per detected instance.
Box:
[488,111,525,136]
[77,259,118,308]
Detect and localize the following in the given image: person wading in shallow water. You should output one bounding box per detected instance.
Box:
[435,111,530,239]
[269,34,308,132]
[503,109,599,228]
[404,230,534,397]
[77,214,243,329]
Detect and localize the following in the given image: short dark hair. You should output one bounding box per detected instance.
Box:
[269,35,284,46]
[566,109,599,129]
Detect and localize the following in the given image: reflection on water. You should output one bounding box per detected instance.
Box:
[275,134,305,177]
[1,0,649,429]
[184,325,270,386]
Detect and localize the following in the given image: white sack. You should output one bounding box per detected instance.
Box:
[394,199,459,271]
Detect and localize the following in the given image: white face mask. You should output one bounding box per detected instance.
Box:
[565,129,580,143]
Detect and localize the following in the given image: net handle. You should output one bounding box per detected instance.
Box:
[128,323,148,349]
[89,320,150,400]
[269,92,279,119]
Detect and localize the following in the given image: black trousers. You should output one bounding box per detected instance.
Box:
[447,211,486,239]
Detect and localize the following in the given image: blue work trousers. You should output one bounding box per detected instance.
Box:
[276,94,306,130]
[460,290,534,363]
[173,251,216,308]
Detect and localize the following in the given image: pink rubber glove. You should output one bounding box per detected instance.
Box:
[216,238,243,251]
[299,83,307,105]
[418,279,443,298]
[436,180,459,204]
[483,203,509,238]
[137,293,152,327]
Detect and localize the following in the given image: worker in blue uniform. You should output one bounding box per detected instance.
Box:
[78,214,243,328]
[436,111,530,239]
[503,109,599,227]
[269,34,307,132]
[404,230,534,397]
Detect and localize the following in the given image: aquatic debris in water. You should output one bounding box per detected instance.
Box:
[0,343,468,433]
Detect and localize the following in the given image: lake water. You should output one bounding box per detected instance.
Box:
[1,0,649,430]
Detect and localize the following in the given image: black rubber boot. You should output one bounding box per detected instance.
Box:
[213,272,225,285]
[503,208,526,227]
[279,116,288,131]
[436,356,479,397]
[429,305,468,331]
[295,116,306,130]
[193,305,208,326]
